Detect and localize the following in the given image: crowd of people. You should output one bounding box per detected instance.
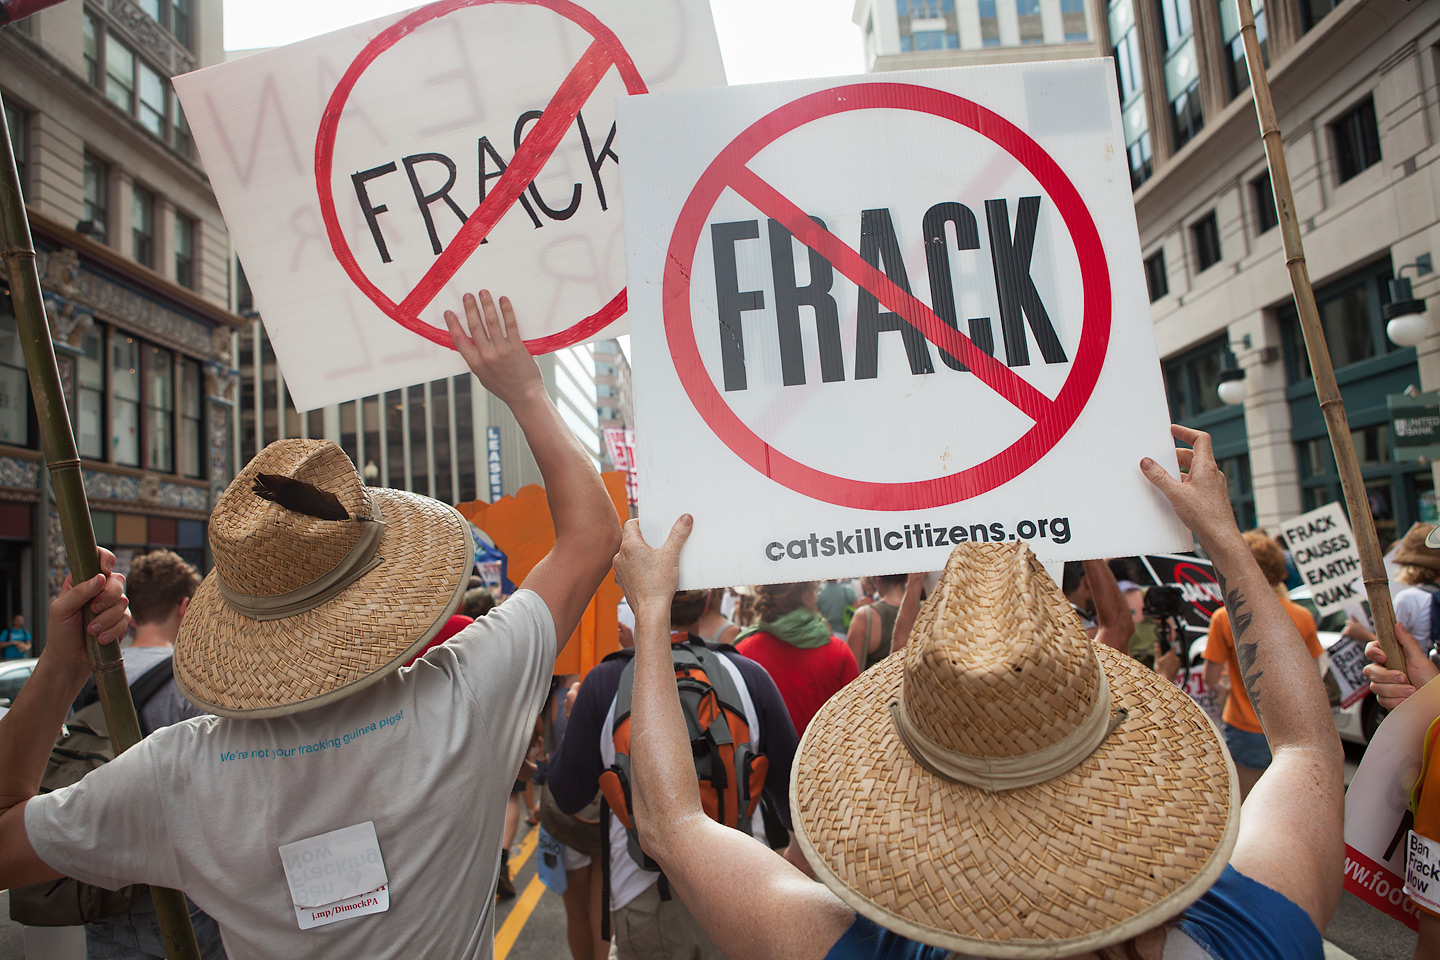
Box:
[0,288,1419,960]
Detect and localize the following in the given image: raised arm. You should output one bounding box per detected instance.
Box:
[1142,425,1343,931]
[1086,559,1133,653]
[890,572,926,654]
[0,550,131,887]
[616,517,854,960]
[445,292,621,645]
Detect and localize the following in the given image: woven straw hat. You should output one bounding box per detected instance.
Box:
[1396,522,1440,569]
[175,439,472,719]
[792,542,1238,958]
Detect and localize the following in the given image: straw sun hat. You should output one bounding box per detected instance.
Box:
[1396,522,1440,568]
[174,439,472,719]
[792,542,1238,958]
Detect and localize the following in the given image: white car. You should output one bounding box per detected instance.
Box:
[0,655,37,712]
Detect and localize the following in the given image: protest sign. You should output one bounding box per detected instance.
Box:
[174,0,724,412]
[602,426,637,505]
[1321,631,1370,709]
[620,60,1190,587]
[1278,503,1362,618]
[1343,674,1440,930]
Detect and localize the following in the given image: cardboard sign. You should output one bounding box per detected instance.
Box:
[1279,503,1362,618]
[619,61,1189,587]
[174,0,724,411]
[602,426,637,505]
[1343,674,1440,930]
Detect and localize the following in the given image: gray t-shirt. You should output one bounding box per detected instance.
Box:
[118,644,205,734]
[27,589,556,960]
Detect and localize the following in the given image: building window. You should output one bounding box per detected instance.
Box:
[1144,250,1168,302]
[82,154,109,239]
[1192,212,1221,271]
[978,0,1000,46]
[1332,96,1381,184]
[132,185,155,268]
[1300,0,1340,32]
[1252,172,1278,233]
[171,91,192,158]
[136,0,191,46]
[1061,0,1088,40]
[4,102,26,196]
[1164,335,1227,420]
[76,327,106,460]
[0,299,33,448]
[1170,81,1204,150]
[1111,0,1152,189]
[178,357,203,479]
[145,345,174,473]
[138,61,167,139]
[175,212,195,288]
[111,335,141,466]
[1158,0,1202,150]
[1017,0,1044,43]
[105,38,135,112]
[84,15,101,84]
[1219,0,1267,100]
[1297,427,1431,547]
[1280,259,1395,383]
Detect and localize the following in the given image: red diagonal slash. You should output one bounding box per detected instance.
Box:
[726,164,1052,424]
[396,39,613,318]
[314,0,647,353]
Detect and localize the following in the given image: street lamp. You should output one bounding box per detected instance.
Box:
[1215,334,1281,407]
[363,461,379,485]
[1385,254,1433,348]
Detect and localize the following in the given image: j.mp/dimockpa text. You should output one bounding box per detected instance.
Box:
[764,517,1071,561]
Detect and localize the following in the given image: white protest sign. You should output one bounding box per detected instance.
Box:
[1279,502,1362,618]
[175,0,724,411]
[1320,631,1370,709]
[619,60,1191,588]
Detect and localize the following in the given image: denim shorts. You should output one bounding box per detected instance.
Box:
[1223,723,1273,770]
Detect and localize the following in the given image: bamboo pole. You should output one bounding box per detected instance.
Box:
[1234,0,1402,670]
[0,89,202,960]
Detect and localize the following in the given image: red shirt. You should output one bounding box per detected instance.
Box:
[734,632,859,734]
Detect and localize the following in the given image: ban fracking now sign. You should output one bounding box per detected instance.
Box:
[620,61,1190,588]
[1278,502,1361,618]
[174,0,724,411]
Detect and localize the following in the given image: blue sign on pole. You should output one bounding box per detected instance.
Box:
[486,426,503,502]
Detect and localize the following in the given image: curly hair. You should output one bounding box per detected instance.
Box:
[754,582,817,623]
[1243,530,1288,587]
[127,550,201,624]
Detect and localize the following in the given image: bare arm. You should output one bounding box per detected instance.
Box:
[0,551,131,887]
[1143,425,1344,931]
[1086,559,1133,653]
[445,292,620,647]
[616,517,854,960]
[890,573,926,654]
[845,605,871,668]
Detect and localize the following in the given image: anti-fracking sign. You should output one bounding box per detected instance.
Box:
[174,0,724,411]
[1278,502,1362,619]
[620,61,1191,588]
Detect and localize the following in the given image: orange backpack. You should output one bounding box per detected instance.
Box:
[597,636,770,871]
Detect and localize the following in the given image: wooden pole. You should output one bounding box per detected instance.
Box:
[1234,0,1402,669]
[0,89,202,960]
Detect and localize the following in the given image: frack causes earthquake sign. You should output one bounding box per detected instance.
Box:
[174,0,724,411]
[621,61,1191,588]
[1279,502,1362,618]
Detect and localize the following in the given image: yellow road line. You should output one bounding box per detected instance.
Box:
[494,875,545,960]
[511,824,539,874]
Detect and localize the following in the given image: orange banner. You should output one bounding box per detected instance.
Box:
[456,471,626,678]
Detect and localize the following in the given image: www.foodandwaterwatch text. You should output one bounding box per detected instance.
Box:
[763,517,1073,561]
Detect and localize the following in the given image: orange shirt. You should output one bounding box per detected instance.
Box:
[1203,596,1322,734]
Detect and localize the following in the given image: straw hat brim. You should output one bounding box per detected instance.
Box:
[174,489,472,719]
[792,642,1239,958]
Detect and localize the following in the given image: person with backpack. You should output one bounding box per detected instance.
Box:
[68,549,228,958]
[0,612,31,659]
[546,588,800,960]
[0,291,621,959]
[1388,522,1440,655]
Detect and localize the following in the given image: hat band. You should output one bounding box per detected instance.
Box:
[892,666,1117,791]
[218,494,386,621]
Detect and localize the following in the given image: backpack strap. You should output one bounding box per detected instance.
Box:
[71,656,175,720]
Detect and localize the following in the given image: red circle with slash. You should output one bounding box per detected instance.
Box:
[662,82,1112,510]
[315,0,644,353]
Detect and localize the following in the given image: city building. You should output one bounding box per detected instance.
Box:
[233,313,601,511]
[854,0,1106,71]
[0,0,241,635]
[594,336,634,463]
[858,0,1440,543]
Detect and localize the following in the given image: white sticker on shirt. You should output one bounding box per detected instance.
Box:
[1406,830,1440,913]
[279,821,390,928]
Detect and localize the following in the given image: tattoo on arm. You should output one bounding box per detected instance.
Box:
[1224,584,1263,719]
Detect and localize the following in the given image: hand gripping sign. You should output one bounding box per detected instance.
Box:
[620,61,1191,588]
[174,0,724,412]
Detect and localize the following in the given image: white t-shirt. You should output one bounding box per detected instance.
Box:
[26,589,556,960]
[1394,585,1437,649]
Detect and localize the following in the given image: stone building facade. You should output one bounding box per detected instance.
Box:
[1,0,241,637]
